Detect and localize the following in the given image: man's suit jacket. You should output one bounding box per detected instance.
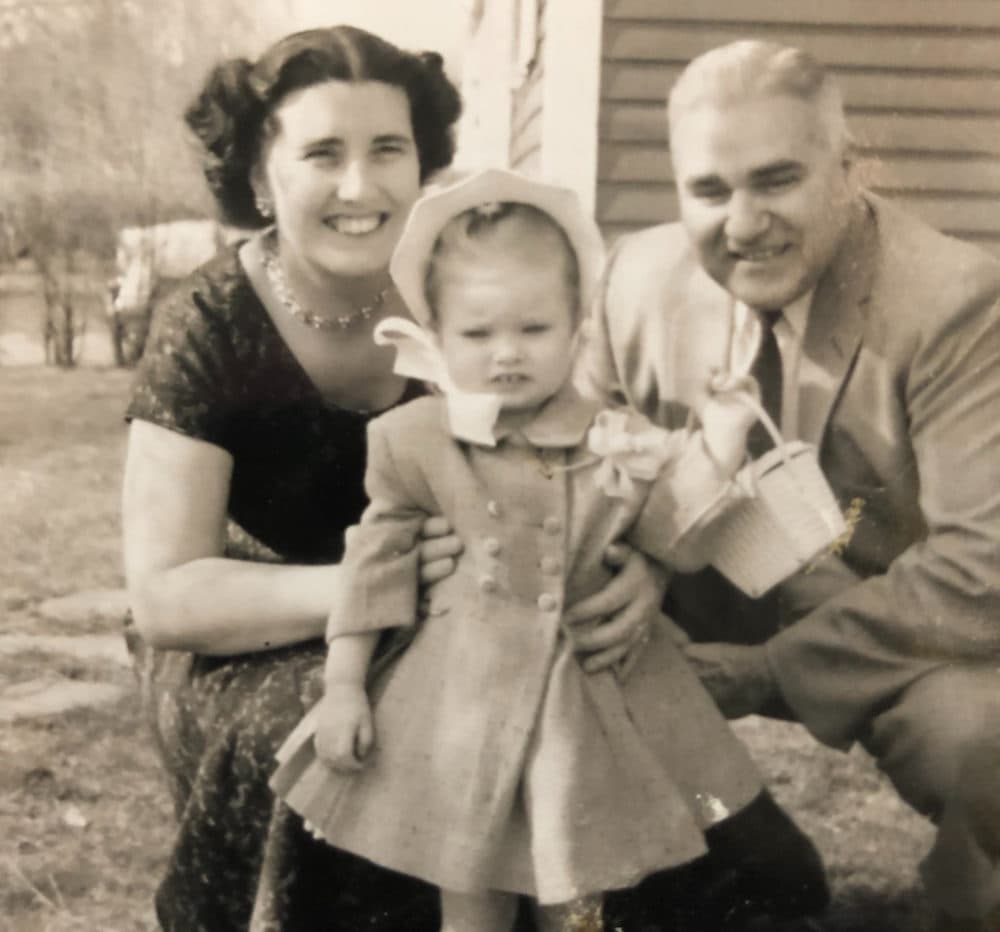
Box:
[578,193,1000,747]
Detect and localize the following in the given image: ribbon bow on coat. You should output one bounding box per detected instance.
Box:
[374,317,503,446]
[586,410,688,499]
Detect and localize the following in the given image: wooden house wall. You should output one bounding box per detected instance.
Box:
[597,0,1000,253]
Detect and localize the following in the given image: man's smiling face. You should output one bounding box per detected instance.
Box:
[671,93,854,310]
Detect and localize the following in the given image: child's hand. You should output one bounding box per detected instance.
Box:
[313,684,375,773]
[702,372,759,472]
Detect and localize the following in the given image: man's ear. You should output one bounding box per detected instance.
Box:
[840,137,860,179]
[835,138,866,199]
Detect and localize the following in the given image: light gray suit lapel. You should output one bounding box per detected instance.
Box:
[796,201,878,447]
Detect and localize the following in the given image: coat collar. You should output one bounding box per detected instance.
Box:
[451,379,600,449]
[796,195,878,446]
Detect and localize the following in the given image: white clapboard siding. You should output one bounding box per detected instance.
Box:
[510,62,545,173]
[597,1,1000,254]
[608,0,1000,29]
[509,0,547,174]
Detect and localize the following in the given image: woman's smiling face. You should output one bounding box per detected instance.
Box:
[257,79,421,281]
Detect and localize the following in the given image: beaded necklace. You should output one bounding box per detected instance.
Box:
[261,232,392,331]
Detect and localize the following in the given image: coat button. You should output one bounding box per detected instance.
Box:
[479,575,498,593]
[487,500,502,518]
[537,593,559,612]
[542,516,562,535]
[483,537,501,556]
[540,556,561,576]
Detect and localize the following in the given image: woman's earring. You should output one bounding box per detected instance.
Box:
[255,193,274,220]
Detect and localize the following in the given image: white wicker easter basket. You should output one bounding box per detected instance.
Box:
[705,395,847,598]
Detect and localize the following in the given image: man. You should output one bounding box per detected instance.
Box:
[580,39,1000,931]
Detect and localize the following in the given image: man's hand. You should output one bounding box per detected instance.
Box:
[313,684,375,773]
[417,516,463,585]
[564,543,670,673]
[682,641,779,719]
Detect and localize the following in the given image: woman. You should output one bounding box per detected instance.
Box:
[121,26,665,932]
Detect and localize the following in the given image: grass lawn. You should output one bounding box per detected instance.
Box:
[0,365,937,931]
[2,365,170,932]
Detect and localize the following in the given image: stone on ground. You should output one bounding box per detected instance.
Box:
[37,588,129,625]
[0,675,126,722]
[0,632,130,666]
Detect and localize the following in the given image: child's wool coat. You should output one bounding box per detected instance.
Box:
[272,384,763,904]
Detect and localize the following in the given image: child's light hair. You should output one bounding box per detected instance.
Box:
[424,202,581,326]
[668,40,851,155]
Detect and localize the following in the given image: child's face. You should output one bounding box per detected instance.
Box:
[435,257,578,415]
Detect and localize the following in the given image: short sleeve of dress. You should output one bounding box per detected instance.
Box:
[125,252,244,450]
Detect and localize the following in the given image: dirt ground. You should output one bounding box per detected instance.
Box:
[1,365,938,931]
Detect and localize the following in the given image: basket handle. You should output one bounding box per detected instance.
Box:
[708,382,803,499]
[708,378,845,556]
[707,372,795,469]
[728,389,794,470]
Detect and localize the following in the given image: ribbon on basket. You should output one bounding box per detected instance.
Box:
[374,317,503,446]
[696,371,762,495]
[586,410,687,498]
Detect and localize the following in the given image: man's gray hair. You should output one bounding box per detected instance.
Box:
[668,40,850,153]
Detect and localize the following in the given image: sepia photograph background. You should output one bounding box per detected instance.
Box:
[3,2,998,929]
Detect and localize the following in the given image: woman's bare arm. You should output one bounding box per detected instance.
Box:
[123,421,464,655]
[123,420,340,655]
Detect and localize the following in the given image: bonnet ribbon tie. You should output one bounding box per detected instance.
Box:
[374,317,503,447]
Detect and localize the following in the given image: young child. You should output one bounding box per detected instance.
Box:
[271,170,766,932]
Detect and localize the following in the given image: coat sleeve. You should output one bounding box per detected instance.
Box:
[628,431,750,573]
[327,417,431,638]
[575,231,700,432]
[768,289,1000,747]
[574,236,632,408]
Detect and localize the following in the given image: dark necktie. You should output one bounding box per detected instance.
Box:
[747,309,783,459]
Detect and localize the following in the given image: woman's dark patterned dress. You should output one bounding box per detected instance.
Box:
[125,248,438,932]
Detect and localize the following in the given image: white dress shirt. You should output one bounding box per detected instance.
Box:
[729,290,813,441]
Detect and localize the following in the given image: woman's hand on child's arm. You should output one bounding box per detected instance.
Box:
[563,543,669,673]
[314,684,375,772]
[417,516,463,585]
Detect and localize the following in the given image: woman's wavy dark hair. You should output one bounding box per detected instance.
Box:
[184,25,463,228]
